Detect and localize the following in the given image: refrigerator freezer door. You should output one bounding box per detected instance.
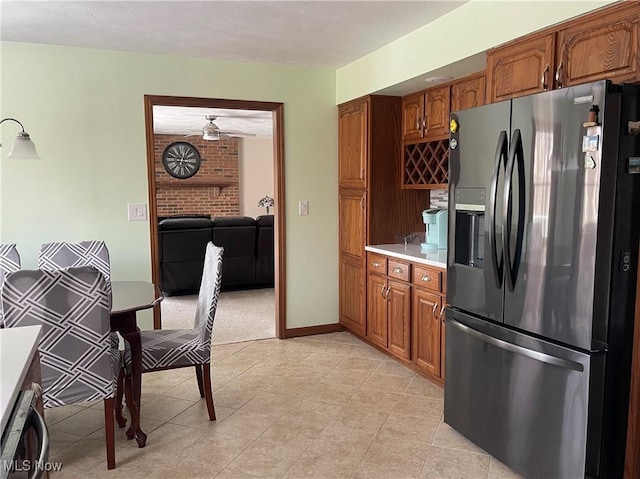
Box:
[444,309,604,479]
[448,101,511,322]
[504,81,613,350]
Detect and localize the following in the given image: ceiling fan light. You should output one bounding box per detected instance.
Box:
[202,121,220,141]
[203,130,220,141]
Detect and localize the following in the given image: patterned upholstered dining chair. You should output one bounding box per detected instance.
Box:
[38,241,111,295]
[37,240,130,425]
[1,267,118,469]
[0,243,21,327]
[120,242,223,421]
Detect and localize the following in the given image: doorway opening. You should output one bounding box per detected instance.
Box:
[143,95,286,340]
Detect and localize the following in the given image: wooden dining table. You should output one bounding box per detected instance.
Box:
[109,281,162,448]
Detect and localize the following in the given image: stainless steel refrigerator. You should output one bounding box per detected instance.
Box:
[445,80,640,479]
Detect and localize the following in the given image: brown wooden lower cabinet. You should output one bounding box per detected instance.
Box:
[367,272,387,348]
[412,287,441,377]
[358,251,446,383]
[387,281,411,359]
[366,268,411,359]
[339,258,366,337]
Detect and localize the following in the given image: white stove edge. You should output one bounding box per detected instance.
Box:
[365,244,447,269]
[0,325,43,437]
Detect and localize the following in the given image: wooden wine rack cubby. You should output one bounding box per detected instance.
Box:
[402,139,449,189]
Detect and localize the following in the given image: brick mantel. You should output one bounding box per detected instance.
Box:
[154,134,240,217]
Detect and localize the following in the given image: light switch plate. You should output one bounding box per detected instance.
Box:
[299,201,309,216]
[127,203,148,221]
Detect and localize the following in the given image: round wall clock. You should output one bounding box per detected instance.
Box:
[162,141,201,179]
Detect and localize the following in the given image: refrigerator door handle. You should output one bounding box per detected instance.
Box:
[488,130,507,289]
[448,318,584,372]
[503,129,526,291]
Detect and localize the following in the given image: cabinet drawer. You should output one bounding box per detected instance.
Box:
[413,265,442,292]
[367,253,388,275]
[388,260,411,282]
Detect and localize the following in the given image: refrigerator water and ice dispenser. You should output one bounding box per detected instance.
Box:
[453,188,485,269]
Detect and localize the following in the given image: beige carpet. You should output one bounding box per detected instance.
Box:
[161,288,275,345]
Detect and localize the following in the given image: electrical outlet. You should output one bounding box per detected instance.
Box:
[299,201,309,216]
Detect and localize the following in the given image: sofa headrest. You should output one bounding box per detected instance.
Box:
[159,218,213,230]
[256,215,274,227]
[158,214,211,221]
[212,216,257,227]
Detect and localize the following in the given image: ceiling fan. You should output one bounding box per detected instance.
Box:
[186,115,256,141]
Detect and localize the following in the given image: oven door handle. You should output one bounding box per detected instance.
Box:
[448,318,584,372]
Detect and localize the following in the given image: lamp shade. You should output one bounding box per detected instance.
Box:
[6,132,41,160]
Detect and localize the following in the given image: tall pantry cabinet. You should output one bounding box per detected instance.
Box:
[338,95,430,337]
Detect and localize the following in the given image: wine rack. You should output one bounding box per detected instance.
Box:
[402,139,449,189]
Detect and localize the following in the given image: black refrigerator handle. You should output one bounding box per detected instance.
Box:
[504,129,526,292]
[488,130,507,289]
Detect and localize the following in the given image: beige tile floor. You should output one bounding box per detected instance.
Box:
[47,332,523,479]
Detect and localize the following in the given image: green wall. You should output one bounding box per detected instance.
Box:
[336,0,616,104]
[0,42,338,330]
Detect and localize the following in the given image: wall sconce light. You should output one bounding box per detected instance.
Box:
[0,118,41,160]
[257,195,274,215]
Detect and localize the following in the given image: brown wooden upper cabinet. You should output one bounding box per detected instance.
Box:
[402,84,451,142]
[556,2,640,88]
[338,100,367,189]
[486,32,556,103]
[486,2,640,103]
[451,72,486,111]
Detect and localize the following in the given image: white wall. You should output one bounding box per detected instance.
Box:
[0,42,338,330]
[239,137,274,219]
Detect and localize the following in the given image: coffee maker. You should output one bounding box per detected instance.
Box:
[421,208,448,252]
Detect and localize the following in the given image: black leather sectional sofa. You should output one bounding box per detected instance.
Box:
[158,215,274,295]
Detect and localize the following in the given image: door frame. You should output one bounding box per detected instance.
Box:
[143,95,286,339]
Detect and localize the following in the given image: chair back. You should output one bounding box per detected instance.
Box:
[38,241,111,299]
[194,243,223,359]
[2,267,114,407]
[0,244,21,326]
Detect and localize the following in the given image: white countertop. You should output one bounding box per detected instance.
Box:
[365,244,448,269]
[1,325,42,435]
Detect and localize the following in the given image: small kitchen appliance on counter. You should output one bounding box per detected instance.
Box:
[421,208,447,252]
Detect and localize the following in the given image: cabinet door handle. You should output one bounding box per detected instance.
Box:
[415,115,420,132]
[432,302,438,317]
[360,197,365,209]
[423,114,428,133]
[440,304,445,318]
[555,61,564,88]
[360,168,365,180]
[372,261,381,268]
[381,286,386,298]
[421,275,431,282]
[386,287,391,299]
[541,64,550,91]
[392,266,402,274]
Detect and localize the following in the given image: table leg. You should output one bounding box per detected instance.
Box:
[111,311,147,448]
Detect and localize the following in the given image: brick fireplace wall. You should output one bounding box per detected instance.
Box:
[154,135,239,217]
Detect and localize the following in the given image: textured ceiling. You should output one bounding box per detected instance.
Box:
[0,1,466,68]
[2,1,468,134]
[153,106,273,138]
